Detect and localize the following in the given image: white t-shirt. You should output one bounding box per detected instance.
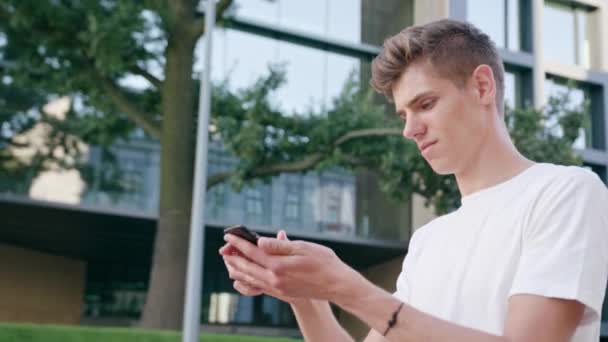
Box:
[393,163,608,341]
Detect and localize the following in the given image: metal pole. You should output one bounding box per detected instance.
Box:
[182,0,216,341]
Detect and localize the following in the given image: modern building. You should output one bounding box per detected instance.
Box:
[1,0,607,340]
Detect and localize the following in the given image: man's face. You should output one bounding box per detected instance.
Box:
[392,61,491,175]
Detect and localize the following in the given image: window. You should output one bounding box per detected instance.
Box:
[467,0,525,51]
[83,263,149,320]
[543,1,594,67]
[196,28,362,114]
[504,70,516,110]
[544,76,588,149]
[544,76,604,150]
[284,190,300,221]
[83,146,154,212]
[206,291,296,327]
[325,183,342,224]
[207,183,227,219]
[504,67,531,110]
[283,175,302,223]
[119,159,144,194]
[245,187,264,217]
[233,0,362,44]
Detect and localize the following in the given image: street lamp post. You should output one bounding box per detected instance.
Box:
[182,0,216,341]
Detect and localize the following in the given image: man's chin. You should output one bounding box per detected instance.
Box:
[426,159,454,175]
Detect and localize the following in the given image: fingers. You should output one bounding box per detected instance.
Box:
[233,280,263,296]
[224,253,276,289]
[219,244,232,256]
[224,259,265,290]
[219,244,243,257]
[224,234,272,268]
[258,236,296,256]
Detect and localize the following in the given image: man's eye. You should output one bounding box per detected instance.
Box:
[421,99,435,110]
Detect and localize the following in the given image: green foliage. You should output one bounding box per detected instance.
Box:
[211,65,586,214]
[0,322,302,342]
[0,0,161,193]
[0,0,587,215]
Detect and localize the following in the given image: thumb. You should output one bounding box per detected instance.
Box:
[259,236,295,255]
[277,230,289,241]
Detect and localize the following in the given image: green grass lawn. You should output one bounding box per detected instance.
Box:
[0,322,302,342]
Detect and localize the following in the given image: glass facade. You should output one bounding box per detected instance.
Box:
[83,263,149,320]
[5,0,608,334]
[232,0,362,44]
[76,0,414,329]
[81,142,160,212]
[504,68,528,110]
[543,1,594,68]
[467,0,524,51]
[504,70,517,109]
[196,27,363,114]
[205,292,295,326]
[544,76,596,150]
[80,141,363,239]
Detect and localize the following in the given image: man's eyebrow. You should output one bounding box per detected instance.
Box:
[406,91,436,109]
[397,91,436,117]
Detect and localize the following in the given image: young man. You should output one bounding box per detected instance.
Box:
[220,19,608,341]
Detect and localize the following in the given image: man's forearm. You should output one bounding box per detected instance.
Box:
[290,299,354,342]
[334,279,509,342]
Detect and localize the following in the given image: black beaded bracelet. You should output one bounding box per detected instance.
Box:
[382,301,404,337]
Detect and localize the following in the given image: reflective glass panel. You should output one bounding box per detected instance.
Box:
[234,0,362,44]
[544,77,590,149]
[468,0,505,48]
[543,2,593,67]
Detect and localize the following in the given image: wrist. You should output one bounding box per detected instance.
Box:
[331,266,375,309]
[289,297,315,307]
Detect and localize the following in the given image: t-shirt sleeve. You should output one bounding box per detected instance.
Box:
[393,226,428,302]
[509,168,608,324]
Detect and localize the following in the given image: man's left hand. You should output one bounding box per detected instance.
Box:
[220,232,364,303]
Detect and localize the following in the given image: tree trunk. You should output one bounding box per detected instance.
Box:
[140,31,197,330]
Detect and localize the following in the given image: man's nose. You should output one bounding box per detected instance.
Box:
[402,118,425,140]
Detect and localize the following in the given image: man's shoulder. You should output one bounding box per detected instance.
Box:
[524,163,608,224]
[410,211,459,242]
[532,163,606,197]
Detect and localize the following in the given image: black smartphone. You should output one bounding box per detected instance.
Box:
[223,224,260,245]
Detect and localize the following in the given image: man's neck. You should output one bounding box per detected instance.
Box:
[455,128,534,198]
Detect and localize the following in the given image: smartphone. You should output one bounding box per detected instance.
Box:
[223,224,260,245]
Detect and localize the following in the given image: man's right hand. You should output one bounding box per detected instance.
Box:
[220,230,304,305]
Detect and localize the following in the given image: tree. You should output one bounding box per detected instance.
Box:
[0,0,587,329]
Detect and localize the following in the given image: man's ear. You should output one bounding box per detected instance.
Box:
[471,64,496,107]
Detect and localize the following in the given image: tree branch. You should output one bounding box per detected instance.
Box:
[130,65,163,89]
[206,127,403,189]
[191,0,234,39]
[207,170,233,189]
[334,127,402,145]
[93,72,162,139]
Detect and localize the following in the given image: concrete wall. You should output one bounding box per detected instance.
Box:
[0,243,86,324]
[338,256,405,340]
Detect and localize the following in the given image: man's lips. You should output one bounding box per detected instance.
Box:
[420,141,437,153]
